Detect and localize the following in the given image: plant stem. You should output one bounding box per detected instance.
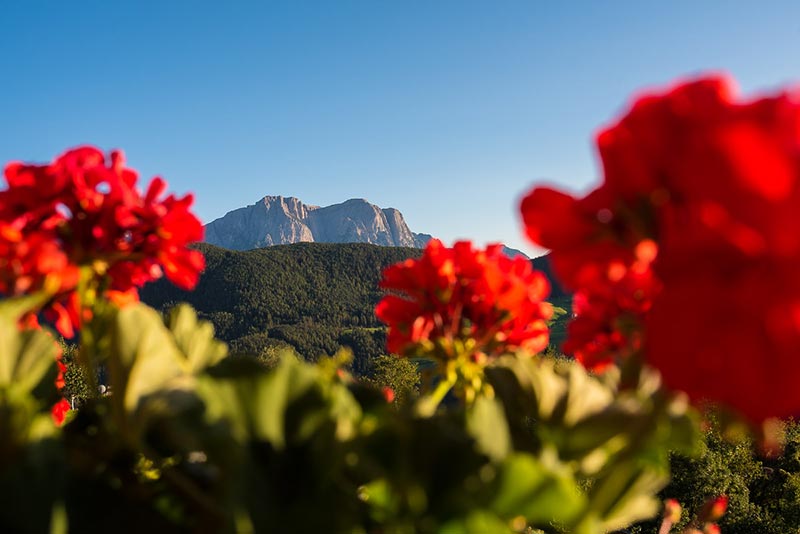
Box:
[414,375,454,417]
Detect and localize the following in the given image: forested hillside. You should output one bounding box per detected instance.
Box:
[141,242,569,374]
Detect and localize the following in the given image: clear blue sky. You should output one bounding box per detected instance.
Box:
[2,1,799,255]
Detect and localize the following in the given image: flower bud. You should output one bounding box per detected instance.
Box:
[699,495,728,523]
[663,498,682,523]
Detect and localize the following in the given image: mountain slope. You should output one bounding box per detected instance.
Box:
[141,243,569,367]
[141,242,422,341]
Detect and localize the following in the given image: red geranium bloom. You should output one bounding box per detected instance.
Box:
[55,353,67,391]
[563,242,660,371]
[0,146,205,337]
[376,239,552,360]
[698,495,728,523]
[522,74,800,422]
[51,398,70,426]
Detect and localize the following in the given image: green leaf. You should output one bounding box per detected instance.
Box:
[0,318,58,395]
[558,363,615,425]
[440,510,513,534]
[0,293,50,322]
[194,374,255,444]
[108,303,187,415]
[198,353,362,448]
[359,478,399,524]
[490,453,585,527]
[248,354,315,447]
[556,407,643,467]
[49,501,67,534]
[487,355,699,531]
[166,304,228,373]
[487,356,566,422]
[662,395,703,455]
[583,459,666,530]
[466,396,511,462]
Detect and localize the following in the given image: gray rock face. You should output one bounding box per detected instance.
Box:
[412,232,433,249]
[204,195,530,259]
[204,196,316,250]
[205,196,420,250]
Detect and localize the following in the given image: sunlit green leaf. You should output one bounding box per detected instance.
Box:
[166,304,228,373]
[108,303,187,414]
[584,460,666,530]
[0,293,50,322]
[0,318,58,395]
[490,453,584,527]
[440,510,513,534]
[466,396,510,462]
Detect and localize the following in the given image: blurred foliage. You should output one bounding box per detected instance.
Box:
[631,415,800,534]
[363,355,421,407]
[0,295,698,533]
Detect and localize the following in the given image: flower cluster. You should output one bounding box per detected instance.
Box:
[376,239,552,361]
[522,75,800,422]
[0,146,205,337]
[562,241,660,371]
[51,397,70,426]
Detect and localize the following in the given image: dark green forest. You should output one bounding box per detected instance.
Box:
[141,242,569,375]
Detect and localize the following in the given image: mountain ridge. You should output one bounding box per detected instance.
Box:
[204,195,527,258]
[205,196,430,250]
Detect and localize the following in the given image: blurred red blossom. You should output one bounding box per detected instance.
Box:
[51,349,69,426]
[662,498,682,523]
[563,240,660,371]
[698,495,728,523]
[0,146,205,337]
[51,398,70,426]
[55,353,66,391]
[522,75,800,422]
[376,239,552,361]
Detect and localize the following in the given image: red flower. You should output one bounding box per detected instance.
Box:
[0,224,77,298]
[376,239,552,360]
[662,498,682,523]
[51,398,70,426]
[698,495,728,523]
[55,353,67,391]
[522,75,800,422]
[563,244,659,371]
[521,186,640,290]
[0,146,205,337]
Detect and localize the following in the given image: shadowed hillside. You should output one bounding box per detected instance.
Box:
[141,242,571,371]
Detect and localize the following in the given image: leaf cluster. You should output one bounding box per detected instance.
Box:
[0,297,697,534]
[633,415,800,533]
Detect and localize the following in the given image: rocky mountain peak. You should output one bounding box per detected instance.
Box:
[205,196,420,250]
[204,195,529,258]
